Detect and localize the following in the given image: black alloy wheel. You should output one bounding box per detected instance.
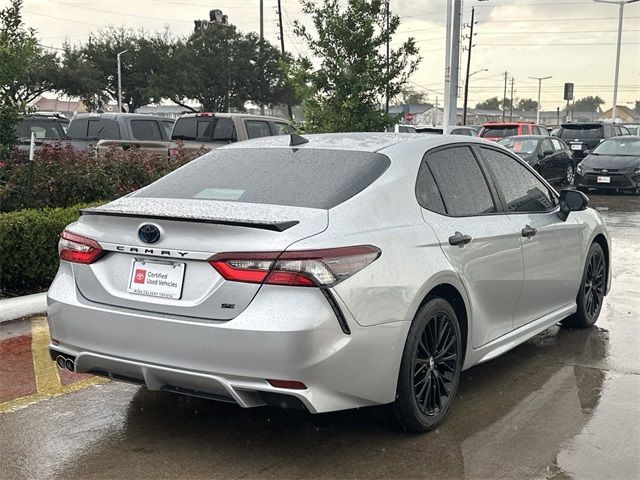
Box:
[392,297,462,432]
[563,242,606,328]
[413,312,458,416]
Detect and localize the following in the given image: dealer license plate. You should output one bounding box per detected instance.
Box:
[597,176,611,184]
[571,144,582,151]
[127,260,185,299]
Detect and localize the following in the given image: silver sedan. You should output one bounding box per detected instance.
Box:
[47,133,611,432]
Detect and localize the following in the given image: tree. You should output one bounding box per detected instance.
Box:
[59,28,171,112]
[573,96,605,113]
[0,0,61,159]
[516,98,537,112]
[293,0,420,132]
[398,87,430,106]
[157,26,294,112]
[475,97,502,111]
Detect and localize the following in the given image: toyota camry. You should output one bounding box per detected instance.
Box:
[47,133,611,432]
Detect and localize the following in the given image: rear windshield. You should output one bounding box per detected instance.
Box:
[17,118,67,139]
[135,148,391,209]
[559,125,603,140]
[498,137,539,154]
[171,117,214,141]
[481,126,517,138]
[67,118,120,140]
[593,138,640,156]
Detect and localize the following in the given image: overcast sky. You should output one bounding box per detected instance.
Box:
[19,0,640,111]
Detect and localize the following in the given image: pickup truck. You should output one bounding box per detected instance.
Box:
[66,113,175,155]
[168,112,293,158]
[15,113,70,159]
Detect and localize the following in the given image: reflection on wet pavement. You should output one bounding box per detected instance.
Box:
[0,194,638,479]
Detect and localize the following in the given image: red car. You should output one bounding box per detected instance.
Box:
[478,122,549,141]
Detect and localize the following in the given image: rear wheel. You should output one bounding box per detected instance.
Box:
[392,297,462,432]
[563,242,606,328]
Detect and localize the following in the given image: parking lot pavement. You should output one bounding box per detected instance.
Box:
[1,194,638,480]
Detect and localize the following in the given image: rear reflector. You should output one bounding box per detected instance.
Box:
[209,245,381,287]
[267,379,307,390]
[58,230,105,264]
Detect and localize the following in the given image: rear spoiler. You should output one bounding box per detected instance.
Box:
[80,208,298,232]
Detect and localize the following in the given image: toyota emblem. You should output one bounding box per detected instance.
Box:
[138,224,161,244]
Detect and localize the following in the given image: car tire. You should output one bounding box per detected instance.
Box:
[562,163,575,186]
[391,297,463,432]
[562,242,606,328]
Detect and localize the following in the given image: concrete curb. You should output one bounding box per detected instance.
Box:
[0,292,47,324]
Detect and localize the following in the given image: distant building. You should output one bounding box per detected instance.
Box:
[194,9,234,32]
[29,96,86,118]
[599,105,640,124]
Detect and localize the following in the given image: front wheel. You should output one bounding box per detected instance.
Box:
[392,297,462,432]
[563,242,606,328]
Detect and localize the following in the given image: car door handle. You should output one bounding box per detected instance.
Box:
[449,232,472,246]
[521,225,537,238]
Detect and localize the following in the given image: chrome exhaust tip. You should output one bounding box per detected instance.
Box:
[65,358,75,372]
[56,355,66,370]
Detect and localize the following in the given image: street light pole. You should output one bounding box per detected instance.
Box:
[117,49,128,113]
[463,68,487,125]
[529,75,552,124]
[593,0,639,123]
[462,7,475,126]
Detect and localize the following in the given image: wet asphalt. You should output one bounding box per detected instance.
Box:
[0,193,638,480]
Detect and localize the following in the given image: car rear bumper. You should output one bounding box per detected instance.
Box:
[47,267,409,413]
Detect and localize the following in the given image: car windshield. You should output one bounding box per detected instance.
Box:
[498,138,539,154]
[481,126,517,138]
[592,138,640,156]
[135,148,391,209]
[559,125,603,140]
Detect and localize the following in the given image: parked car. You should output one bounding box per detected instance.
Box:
[387,124,417,133]
[576,136,640,194]
[478,122,549,141]
[549,126,561,137]
[498,135,575,185]
[168,112,292,158]
[557,122,630,161]
[450,126,479,136]
[415,126,443,134]
[66,113,175,154]
[15,113,69,159]
[48,133,610,432]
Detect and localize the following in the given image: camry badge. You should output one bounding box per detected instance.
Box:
[138,224,161,244]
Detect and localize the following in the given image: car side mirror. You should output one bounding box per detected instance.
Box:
[557,189,589,221]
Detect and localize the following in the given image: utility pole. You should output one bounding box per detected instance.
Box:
[593,0,639,123]
[502,71,507,122]
[509,76,514,121]
[445,0,462,131]
[529,75,552,124]
[259,0,265,115]
[385,0,390,114]
[462,6,475,126]
[443,0,452,130]
[117,49,128,113]
[277,0,293,120]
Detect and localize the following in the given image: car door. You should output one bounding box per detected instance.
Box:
[476,146,583,328]
[417,145,524,348]
[536,138,556,180]
[551,138,573,180]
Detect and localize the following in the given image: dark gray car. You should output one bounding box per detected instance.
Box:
[576,136,640,194]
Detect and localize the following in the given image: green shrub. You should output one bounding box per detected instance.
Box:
[0,143,198,212]
[0,202,100,294]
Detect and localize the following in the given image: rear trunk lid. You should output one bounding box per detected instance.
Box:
[69,197,328,321]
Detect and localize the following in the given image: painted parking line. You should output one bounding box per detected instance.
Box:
[0,317,107,414]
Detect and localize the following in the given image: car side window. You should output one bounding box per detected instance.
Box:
[213,118,237,141]
[551,138,563,151]
[273,122,294,135]
[420,146,496,216]
[521,125,530,134]
[130,120,163,141]
[87,119,120,139]
[541,139,553,154]
[479,147,557,213]
[246,120,272,139]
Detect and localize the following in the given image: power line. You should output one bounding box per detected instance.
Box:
[479,15,640,22]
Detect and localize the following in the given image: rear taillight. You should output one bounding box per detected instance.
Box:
[209,245,381,287]
[168,147,178,157]
[58,230,104,264]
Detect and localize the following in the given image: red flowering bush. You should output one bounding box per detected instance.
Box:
[0,144,199,212]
